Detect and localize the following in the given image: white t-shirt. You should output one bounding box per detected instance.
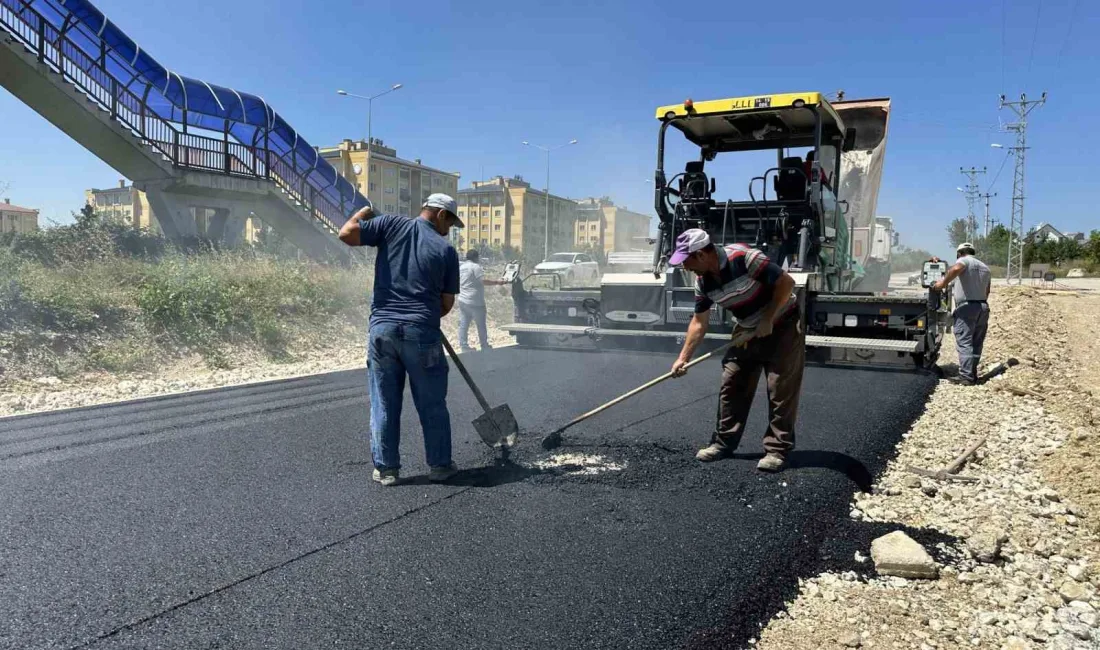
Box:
[458,260,486,306]
[952,255,991,306]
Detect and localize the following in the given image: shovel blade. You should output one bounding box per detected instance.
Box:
[473,404,519,449]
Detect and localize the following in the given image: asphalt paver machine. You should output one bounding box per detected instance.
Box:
[504,92,949,371]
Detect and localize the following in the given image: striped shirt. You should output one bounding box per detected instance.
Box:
[694,244,796,328]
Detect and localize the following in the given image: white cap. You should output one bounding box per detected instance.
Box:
[669,228,712,265]
[957,242,975,254]
[423,193,463,227]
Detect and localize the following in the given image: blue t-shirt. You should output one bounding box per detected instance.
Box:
[358,215,460,329]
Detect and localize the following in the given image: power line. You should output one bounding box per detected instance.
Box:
[1056,0,1081,61]
[1026,0,1043,78]
[1001,0,1007,93]
[986,151,1012,191]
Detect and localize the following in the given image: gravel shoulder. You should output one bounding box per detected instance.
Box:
[0,288,516,418]
[757,286,1100,650]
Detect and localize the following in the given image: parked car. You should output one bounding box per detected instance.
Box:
[534,252,600,285]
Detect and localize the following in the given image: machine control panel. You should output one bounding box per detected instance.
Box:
[921,261,948,289]
[502,262,521,284]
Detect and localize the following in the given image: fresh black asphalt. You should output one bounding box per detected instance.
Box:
[0,347,940,649]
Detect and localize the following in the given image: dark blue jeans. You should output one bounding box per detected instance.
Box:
[953,302,990,383]
[367,322,452,471]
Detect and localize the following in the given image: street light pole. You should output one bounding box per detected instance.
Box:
[337,84,403,206]
[522,138,577,259]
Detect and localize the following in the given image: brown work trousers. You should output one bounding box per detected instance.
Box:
[713,311,806,455]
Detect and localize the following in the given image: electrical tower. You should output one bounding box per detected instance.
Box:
[959,167,986,242]
[1000,92,1047,284]
[980,191,997,238]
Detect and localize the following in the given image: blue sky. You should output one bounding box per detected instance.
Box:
[1,0,1096,256]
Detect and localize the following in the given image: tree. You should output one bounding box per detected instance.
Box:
[979,225,1011,267]
[892,245,937,272]
[1057,238,1082,264]
[1085,230,1100,265]
[76,203,99,228]
[946,218,969,249]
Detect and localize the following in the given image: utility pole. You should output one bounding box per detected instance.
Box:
[958,167,986,242]
[980,191,997,238]
[999,92,1046,284]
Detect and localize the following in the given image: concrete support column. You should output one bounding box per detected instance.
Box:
[222,209,248,248]
[142,187,198,240]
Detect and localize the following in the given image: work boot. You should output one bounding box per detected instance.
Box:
[695,443,733,462]
[372,468,400,487]
[946,376,976,386]
[429,463,459,483]
[756,453,787,473]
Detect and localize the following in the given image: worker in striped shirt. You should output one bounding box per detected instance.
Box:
[669,229,805,472]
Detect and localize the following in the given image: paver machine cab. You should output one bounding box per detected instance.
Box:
[504,92,949,370]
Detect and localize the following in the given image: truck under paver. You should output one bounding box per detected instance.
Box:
[0,348,941,650]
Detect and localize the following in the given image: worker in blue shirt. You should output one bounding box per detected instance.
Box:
[339,194,462,486]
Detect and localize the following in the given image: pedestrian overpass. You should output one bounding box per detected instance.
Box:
[0,0,367,261]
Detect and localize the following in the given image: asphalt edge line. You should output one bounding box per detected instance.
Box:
[1,343,519,424]
[0,366,364,424]
[67,486,474,650]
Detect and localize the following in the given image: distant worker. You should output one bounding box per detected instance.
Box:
[338,194,463,486]
[668,229,805,473]
[933,242,991,386]
[458,249,508,352]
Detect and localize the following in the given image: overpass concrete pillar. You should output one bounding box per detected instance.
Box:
[207,207,248,247]
[142,187,198,240]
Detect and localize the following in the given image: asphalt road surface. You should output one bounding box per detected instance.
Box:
[1,348,940,650]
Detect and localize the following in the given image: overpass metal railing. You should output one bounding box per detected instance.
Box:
[0,0,347,234]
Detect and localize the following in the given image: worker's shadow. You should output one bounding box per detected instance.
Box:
[430,459,544,488]
[732,450,873,492]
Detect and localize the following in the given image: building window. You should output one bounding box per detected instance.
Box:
[591,224,599,231]
[433,176,442,187]
[369,182,378,192]
[494,224,501,231]
[384,168,396,179]
[494,209,502,217]
[481,225,489,231]
[494,238,501,245]
[384,187,395,194]
[370,164,378,173]
[385,204,395,212]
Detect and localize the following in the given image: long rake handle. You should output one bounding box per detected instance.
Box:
[441,335,493,414]
[550,340,738,437]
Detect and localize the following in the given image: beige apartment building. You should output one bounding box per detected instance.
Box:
[455,175,579,258]
[0,199,39,234]
[85,180,158,231]
[574,197,652,254]
[319,138,459,217]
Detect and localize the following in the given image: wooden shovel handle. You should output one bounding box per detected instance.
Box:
[440,335,493,413]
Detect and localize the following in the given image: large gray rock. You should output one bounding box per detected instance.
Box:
[871,531,939,579]
[967,527,1009,563]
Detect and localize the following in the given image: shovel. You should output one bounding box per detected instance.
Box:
[441,335,518,450]
[540,331,754,450]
